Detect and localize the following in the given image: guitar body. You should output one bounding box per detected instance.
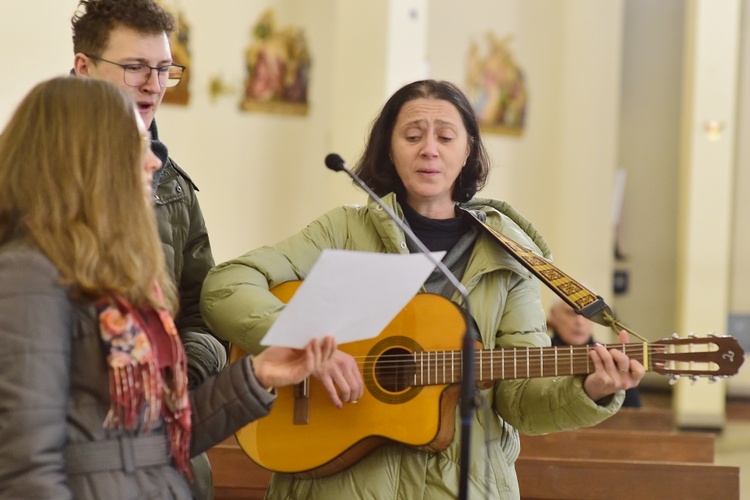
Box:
[231,281,469,478]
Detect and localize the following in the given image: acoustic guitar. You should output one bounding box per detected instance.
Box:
[229,281,745,479]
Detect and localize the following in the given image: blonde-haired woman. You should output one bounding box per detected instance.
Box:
[0,76,334,499]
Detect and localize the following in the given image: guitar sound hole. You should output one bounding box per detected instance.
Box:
[374,347,416,393]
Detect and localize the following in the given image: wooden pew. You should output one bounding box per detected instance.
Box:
[519,428,714,463]
[516,456,740,500]
[207,436,270,500]
[588,406,674,432]
[208,424,732,500]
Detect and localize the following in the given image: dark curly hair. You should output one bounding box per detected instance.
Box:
[352,79,490,203]
[71,0,175,56]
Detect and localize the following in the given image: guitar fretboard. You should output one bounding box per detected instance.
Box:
[409,344,648,386]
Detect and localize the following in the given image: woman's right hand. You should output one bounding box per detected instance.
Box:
[313,350,364,408]
[252,336,336,389]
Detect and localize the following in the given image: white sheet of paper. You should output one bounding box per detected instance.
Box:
[260,249,445,348]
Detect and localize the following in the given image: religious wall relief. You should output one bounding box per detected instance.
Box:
[241,9,311,116]
[466,33,527,136]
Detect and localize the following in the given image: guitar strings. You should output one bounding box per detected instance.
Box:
[342,344,673,364]
[326,342,721,385]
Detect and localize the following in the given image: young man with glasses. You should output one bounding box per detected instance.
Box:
[71,1,225,497]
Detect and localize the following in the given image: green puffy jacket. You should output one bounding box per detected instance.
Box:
[201,193,623,499]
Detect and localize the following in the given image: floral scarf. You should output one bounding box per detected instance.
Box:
[97,290,192,477]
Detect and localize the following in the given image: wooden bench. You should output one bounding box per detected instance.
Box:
[207,436,270,500]
[588,406,674,432]
[207,424,734,500]
[519,428,714,463]
[516,456,739,499]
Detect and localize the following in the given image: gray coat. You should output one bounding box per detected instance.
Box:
[0,242,275,499]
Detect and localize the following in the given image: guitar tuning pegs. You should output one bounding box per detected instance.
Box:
[690,375,699,384]
[707,332,717,338]
[671,332,679,339]
[687,333,697,338]
[669,374,680,385]
[710,376,720,383]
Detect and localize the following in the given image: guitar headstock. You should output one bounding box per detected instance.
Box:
[649,334,745,382]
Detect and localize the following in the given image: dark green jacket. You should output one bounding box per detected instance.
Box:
[151,129,226,387]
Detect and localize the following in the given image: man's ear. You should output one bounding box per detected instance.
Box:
[73,53,91,77]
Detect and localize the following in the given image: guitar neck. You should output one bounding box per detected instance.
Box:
[411,343,647,386]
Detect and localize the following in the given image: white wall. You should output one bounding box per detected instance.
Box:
[155,0,348,263]
[728,0,750,395]
[4,2,740,375]
[732,0,750,313]
[2,0,623,282]
[428,0,624,334]
[0,0,619,347]
[0,2,78,125]
[614,0,684,345]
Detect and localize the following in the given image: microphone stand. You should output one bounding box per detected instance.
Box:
[325,153,477,500]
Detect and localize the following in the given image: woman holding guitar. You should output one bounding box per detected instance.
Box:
[202,79,645,499]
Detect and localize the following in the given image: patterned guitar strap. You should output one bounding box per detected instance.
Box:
[462,210,646,342]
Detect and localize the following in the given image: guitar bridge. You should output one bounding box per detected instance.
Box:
[294,378,310,425]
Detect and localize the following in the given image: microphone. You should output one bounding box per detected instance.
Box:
[325,152,477,500]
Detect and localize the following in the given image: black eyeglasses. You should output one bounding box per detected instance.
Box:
[85,54,186,88]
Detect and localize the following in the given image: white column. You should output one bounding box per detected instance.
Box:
[673,0,741,428]
[327,0,428,203]
[552,0,624,340]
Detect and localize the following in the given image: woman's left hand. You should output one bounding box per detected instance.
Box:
[583,330,646,402]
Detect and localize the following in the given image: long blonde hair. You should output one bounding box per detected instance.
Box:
[0,77,176,311]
